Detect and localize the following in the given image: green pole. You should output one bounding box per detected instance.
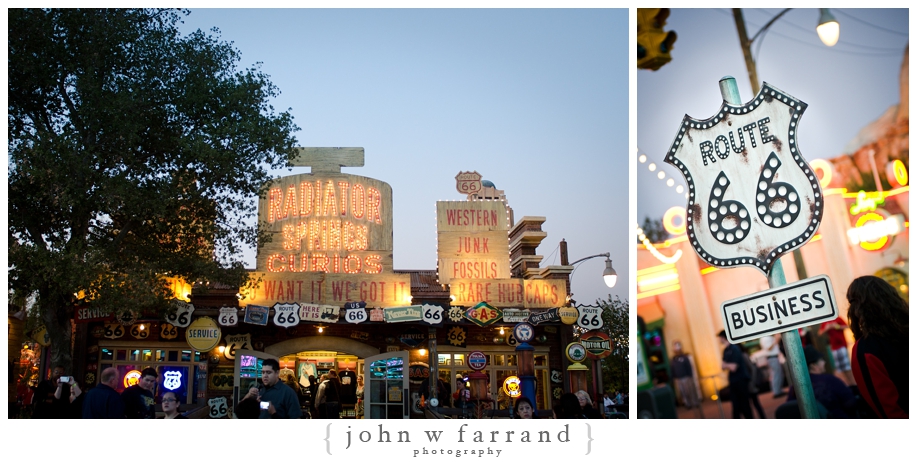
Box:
[718,76,820,419]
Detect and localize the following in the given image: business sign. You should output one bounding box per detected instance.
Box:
[450,279,567,309]
[720,274,838,343]
[123,370,142,388]
[565,342,587,363]
[399,328,427,347]
[512,322,535,343]
[344,307,368,324]
[468,351,488,371]
[502,309,530,323]
[299,303,341,323]
[436,200,511,285]
[208,396,228,419]
[243,305,269,325]
[384,305,423,323]
[502,376,522,398]
[464,302,502,327]
[408,362,430,385]
[580,331,612,360]
[250,150,414,309]
[185,317,221,352]
[664,82,823,275]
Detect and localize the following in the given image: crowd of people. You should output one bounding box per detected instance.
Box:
[671,276,908,419]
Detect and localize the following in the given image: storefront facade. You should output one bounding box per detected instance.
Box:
[67,148,598,418]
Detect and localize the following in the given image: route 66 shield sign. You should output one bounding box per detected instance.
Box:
[664,82,823,275]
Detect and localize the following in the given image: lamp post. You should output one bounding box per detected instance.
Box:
[560,239,618,416]
[725,11,838,417]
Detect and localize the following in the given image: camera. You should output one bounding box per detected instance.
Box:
[260,401,270,410]
[60,376,70,383]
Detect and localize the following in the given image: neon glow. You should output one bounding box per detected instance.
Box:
[163,371,182,390]
[849,190,884,216]
[809,159,833,188]
[502,376,522,398]
[887,159,908,187]
[847,212,905,251]
[663,206,687,235]
[268,180,382,224]
[123,370,142,388]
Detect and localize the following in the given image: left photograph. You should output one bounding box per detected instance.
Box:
[8,8,629,420]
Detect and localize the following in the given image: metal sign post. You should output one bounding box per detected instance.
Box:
[665,76,823,418]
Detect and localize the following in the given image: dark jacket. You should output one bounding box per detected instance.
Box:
[82,383,125,419]
[121,385,156,419]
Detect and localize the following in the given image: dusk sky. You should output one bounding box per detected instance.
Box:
[178,9,630,304]
[638,8,909,230]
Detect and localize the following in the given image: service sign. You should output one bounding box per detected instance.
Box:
[73,307,113,324]
[721,274,838,343]
[186,317,221,352]
[664,82,823,275]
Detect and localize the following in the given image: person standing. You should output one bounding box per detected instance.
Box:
[82,367,125,418]
[670,341,700,409]
[758,334,786,397]
[242,358,302,419]
[355,375,365,419]
[846,276,909,418]
[819,317,855,386]
[159,391,186,419]
[33,366,72,419]
[314,373,341,419]
[122,367,157,418]
[718,330,754,419]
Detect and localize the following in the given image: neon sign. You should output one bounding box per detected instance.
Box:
[123,370,142,388]
[163,371,182,390]
[849,190,884,216]
[847,212,906,251]
[502,376,522,398]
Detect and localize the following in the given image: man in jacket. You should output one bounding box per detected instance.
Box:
[82,367,125,418]
[243,358,301,418]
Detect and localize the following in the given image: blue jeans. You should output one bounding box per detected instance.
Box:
[767,356,784,396]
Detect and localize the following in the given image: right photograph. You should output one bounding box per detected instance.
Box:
[635,8,909,419]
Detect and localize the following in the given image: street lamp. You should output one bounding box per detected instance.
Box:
[733,8,840,95]
[569,252,618,288]
[816,9,840,47]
